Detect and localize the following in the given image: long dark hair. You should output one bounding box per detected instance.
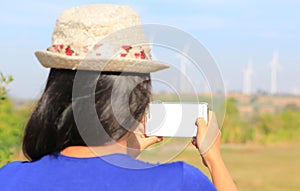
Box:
[23,69,151,161]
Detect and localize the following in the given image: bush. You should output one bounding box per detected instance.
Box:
[0,72,13,100]
[0,99,30,166]
[221,98,255,143]
[221,97,300,144]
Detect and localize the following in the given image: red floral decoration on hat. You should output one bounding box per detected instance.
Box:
[93,44,102,50]
[140,50,146,59]
[122,45,132,51]
[47,44,149,60]
[53,45,60,52]
[65,46,74,56]
[120,53,127,57]
[134,53,140,58]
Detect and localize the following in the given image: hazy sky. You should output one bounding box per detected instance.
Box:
[1,0,300,99]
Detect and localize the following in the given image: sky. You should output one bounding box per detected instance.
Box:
[1,0,300,99]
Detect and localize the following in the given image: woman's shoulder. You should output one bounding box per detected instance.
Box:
[153,161,205,180]
[0,161,27,181]
[0,161,24,172]
[158,161,216,191]
[157,160,200,172]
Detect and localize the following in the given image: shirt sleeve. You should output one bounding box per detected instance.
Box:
[182,162,217,191]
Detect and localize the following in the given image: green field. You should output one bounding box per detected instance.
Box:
[140,140,300,191]
[218,144,300,191]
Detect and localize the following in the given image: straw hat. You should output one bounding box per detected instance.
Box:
[35,4,169,73]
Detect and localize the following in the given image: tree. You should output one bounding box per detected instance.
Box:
[221,98,254,143]
[0,72,13,100]
[0,72,21,166]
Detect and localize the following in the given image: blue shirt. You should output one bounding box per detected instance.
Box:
[0,154,216,191]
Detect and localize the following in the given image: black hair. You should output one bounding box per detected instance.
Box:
[22,68,151,161]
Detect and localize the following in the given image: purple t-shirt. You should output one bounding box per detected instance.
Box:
[0,153,216,191]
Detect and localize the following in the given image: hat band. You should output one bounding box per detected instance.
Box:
[46,43,152,60]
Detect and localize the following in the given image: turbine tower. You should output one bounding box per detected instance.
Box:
[270,50,279,95]
[178,44,189,93]
[180,54,186,91]
[243,61,253,95]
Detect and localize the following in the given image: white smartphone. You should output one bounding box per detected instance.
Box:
[145,102,208,137]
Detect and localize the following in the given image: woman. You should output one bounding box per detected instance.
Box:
[0,5,238,191]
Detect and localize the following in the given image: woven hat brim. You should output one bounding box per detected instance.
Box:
[35,50,169,73]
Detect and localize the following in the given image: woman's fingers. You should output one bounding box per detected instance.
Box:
[200,111,221,154]
[193,111,221,154]
[142,135,163,146]
[192,118,205,152]
[191,137,198,149]
[194,117,208,149]
[135,134,163,151]
[195,117,207,127]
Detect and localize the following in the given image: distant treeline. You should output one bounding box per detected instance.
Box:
[222,98,300,143]
[1,96,300,166]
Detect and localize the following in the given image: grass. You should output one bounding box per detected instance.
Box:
[139,139,300,191]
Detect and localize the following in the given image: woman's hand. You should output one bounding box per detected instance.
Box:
[192,111,239,191]
[126,121,163,158]
[192,111,222,168]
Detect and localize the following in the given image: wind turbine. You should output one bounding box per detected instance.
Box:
[178,44,189,93]
[243,61,253,95]
[270,50,280,95]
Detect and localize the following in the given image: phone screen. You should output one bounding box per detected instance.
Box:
[145,102,208,137]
